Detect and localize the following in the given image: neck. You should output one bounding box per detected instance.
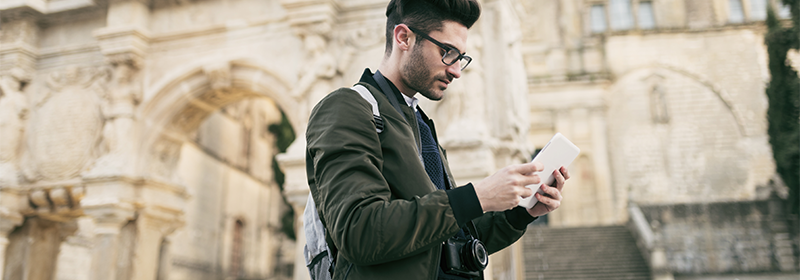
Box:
[378,58,416,99]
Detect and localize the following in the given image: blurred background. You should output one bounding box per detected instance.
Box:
[0,0,797,280]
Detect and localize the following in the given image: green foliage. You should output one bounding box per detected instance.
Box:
[765,1,800,215]
[268,110,297,240]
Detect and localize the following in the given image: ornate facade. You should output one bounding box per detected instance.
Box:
[0,0,792,279]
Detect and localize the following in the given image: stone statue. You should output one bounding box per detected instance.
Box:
[650,82,670,124]
[0,68,31,186]
[290,33,337,100]
[88,61,142,176]
[102,62,141,153]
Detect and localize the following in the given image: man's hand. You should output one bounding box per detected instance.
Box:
[473,162,543,212]
[527,166,570,217]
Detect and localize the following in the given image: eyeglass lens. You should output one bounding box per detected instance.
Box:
[444,50,471,70]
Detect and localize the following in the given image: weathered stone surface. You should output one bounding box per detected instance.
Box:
[0,0,796,279]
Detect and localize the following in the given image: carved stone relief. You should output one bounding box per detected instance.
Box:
[645,74,670,124]
[25,185,85,220]
[23,66,109,182]
[0,68,31,186]
[290,33,338,100]
[86,60,143,177]
[148,136,183,182]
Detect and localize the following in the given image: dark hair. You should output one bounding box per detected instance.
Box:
[384,0,481,56]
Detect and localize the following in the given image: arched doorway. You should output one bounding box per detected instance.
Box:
[137,61,302,280]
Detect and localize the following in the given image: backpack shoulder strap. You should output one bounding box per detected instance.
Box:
[351,84,383,133]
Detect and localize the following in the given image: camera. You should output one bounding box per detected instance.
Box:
[441,234,488,278]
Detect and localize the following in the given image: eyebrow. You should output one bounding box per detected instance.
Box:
[408,26,465,54]
[427,34,464,54]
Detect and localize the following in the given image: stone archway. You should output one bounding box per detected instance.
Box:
[133,60,307,280]
[139,61,300,183]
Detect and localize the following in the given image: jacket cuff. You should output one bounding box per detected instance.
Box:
[504,206,538,230]
[445,183,484,227]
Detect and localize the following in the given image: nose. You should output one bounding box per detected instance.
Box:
[446,62,462,79]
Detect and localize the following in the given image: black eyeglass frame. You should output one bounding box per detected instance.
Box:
[406,26,472,71]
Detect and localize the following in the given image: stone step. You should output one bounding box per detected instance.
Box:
[523,225,651,280]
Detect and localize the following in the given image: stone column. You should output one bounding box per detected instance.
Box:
[0,209,23,278]
[129,207,183,280]
[276,137,310,280]
[89,0,150,178]
[84,203,136,280]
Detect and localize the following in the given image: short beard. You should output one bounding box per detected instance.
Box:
[401,45,443,101]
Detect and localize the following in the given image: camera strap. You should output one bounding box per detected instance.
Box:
[466,220,480,240]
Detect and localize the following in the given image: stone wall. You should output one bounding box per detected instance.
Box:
[520,0,779,228]
[639,198,799,275]
[169,98,293,279]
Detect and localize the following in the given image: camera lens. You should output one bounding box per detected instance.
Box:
[474,242,487,267]
[462,239,488,271]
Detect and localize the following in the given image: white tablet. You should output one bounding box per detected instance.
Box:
[519,133,580,209]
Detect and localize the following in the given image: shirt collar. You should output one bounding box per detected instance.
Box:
[402,92,419,112]
[359,68,419,111]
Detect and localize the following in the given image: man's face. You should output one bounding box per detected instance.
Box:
[400,21,468,101]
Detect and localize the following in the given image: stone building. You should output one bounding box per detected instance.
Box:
[0,1,797,280]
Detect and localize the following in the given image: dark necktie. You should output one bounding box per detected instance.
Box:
[416,110,446,190]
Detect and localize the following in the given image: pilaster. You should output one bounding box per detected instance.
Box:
[82,193,136,280]
[129,206,184,280]
[0,204,23,279]
[276,137,310,280]
[87,0,150,179]
[81,176,187,280]
[0,13,39,75]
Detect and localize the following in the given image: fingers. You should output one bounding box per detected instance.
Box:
[560,166,571,180]
[535,191,561,210]
[518,186,534,198]
[553,167,566,191]
[513,162,543,175]
[539,184,562,201]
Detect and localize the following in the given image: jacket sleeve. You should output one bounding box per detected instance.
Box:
[306,88,462,266]
[472,206,537,254]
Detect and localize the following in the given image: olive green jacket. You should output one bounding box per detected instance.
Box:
[306,72,533,279]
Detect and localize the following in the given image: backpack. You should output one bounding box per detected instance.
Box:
[304,84,382,280]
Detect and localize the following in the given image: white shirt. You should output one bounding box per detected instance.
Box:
[401,92,419,112]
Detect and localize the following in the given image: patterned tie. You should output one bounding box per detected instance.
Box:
[416,110,446,190]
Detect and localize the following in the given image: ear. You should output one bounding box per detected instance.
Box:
[393,24,413,52]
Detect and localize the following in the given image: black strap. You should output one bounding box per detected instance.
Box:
[466,221,480,240]
[373,70,407,122]
[307,250,329,268]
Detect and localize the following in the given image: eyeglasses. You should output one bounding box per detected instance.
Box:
[407,26,472,71]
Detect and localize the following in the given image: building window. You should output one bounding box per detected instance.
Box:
[609,0,634,30]
[230,220,244,278]
[638,1,656,29]
[750,0,768,20]
[591,4,608,33]
[729,0,745,23]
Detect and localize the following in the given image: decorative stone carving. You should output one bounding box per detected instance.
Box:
[86,60,142,177]
[290,33,338,100]
[342,25,385,50]
[203,62,232,91]
[0,68,31,186]
[645,74,670,124]
[148,137,183,182]
[23,185,85,220]
[23,66,109,182]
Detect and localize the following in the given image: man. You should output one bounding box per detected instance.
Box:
[305,0,570,279]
